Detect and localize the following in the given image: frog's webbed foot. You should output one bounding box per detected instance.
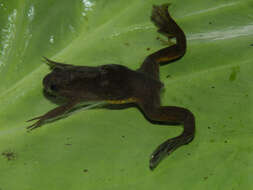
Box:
[26,101,77,131]
[151,4,176,38]
[150,134,193,170]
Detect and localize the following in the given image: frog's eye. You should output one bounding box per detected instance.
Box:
[50,84,58,91]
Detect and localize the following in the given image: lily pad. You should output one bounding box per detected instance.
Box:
[0,0,252,189]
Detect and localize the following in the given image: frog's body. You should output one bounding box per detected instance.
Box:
[27,4,195,170]
[43,63,163,104]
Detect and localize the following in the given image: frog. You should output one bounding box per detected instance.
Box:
[27,4,195,170]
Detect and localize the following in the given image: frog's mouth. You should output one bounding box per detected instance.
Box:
[43,88,66,105]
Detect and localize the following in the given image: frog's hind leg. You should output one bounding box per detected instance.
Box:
[138,101,195,170]
[139,4,186,79]
[43,56,74,70]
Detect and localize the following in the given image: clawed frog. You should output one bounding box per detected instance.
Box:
[27,4,195,170]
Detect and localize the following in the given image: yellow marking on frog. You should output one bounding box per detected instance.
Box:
[156,54,180,63]
[107,97,137,104]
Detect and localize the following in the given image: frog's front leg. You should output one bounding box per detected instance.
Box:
[140,105,195,170]
[26,101,78,131]
[43,56,75,70]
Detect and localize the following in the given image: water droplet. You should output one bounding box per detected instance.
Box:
[49,35,54,43]
[27,5,35,21]
[81,0,95,16]
[69,25,75,33]
[0,9,17,59]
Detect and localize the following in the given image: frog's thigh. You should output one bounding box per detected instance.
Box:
[140,105,195,137]
[142,106,184,122]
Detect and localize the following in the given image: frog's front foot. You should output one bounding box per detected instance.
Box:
[149,134,193,170]
[26,116,44,131]
[26,121,43,131]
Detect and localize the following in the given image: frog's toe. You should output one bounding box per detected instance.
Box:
[26,120,43,131]
[26,116,42,122]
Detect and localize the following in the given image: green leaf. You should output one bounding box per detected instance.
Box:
[0,0,252,189]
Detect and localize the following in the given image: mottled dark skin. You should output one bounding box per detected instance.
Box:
[27,4,195,170]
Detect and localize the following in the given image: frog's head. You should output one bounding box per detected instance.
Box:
[42,69,67,97]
